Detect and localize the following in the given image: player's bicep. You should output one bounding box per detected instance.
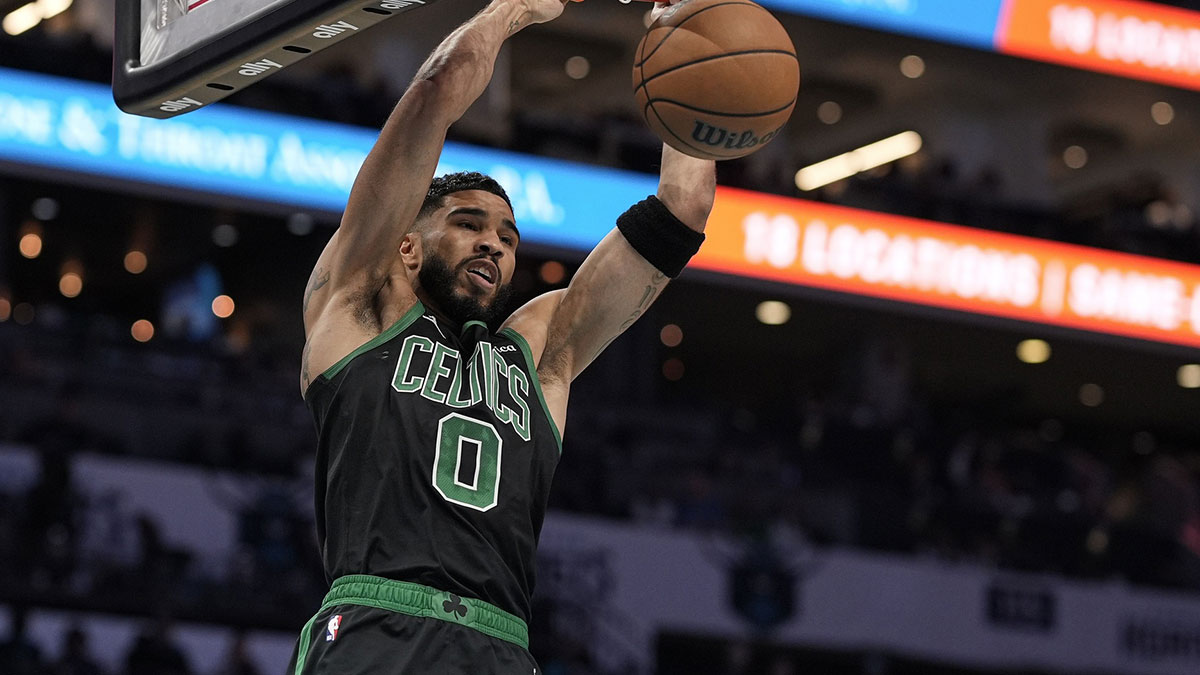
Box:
[500,290,565,365]
[542,229,669,383]
[500,290,569,433]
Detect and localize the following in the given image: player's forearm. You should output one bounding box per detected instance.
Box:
[410,0,536,124]
[655,144,716,232]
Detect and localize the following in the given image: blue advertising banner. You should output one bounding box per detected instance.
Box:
[0,67,655,252]
[760,0,1006,49]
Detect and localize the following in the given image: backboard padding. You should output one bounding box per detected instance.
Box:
[115,0,438,118]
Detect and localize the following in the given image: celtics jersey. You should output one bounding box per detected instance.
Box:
[303,301,562,622]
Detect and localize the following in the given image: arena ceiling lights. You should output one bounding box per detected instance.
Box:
[114,0,438,118]
[2,0,71,36]
[793,131,923,192]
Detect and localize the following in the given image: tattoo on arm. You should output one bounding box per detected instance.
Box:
[590,271,668,362]
[508,6,536,35]
[301,340,313,393]
[303,266,331,314]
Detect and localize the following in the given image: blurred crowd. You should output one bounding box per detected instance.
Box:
[555,336,1200,590]
[0,605,261,675]
[8,310,1200,675]
[3,317,1200,606]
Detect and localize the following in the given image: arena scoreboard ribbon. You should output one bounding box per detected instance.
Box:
[761,0,1200,92]
[697,187,1200,350]
[996,0,1200,91]
[10,67,1200,348]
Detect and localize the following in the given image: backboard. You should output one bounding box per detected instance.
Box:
[114,0,437,119]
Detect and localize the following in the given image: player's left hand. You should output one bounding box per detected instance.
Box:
[648,0,680,24]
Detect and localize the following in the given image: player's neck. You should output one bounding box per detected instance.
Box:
[413,289,463,332]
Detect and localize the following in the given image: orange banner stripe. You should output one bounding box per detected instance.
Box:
[694,186,1200,348]
[997,0,1200,90]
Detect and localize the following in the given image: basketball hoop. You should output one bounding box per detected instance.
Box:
[114,0,441,119]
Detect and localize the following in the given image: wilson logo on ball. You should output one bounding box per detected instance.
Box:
[692,122,785,151]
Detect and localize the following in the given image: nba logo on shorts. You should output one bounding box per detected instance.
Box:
[325,615,343,642]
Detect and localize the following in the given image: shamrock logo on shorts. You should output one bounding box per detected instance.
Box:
[442,594,469,620]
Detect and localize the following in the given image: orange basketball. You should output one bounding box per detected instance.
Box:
[633,0,800,161]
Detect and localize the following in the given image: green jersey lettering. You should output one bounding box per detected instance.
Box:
[445,353,474,409]
[507,366,531,441]
[420,342,457,404]
[392,335,434,393]
[390,331,536,443]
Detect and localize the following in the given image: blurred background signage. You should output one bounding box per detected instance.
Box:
[5,65,1200,348]
[759,0,1200,91]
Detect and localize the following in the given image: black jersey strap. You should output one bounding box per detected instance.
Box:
[616,195,705,278]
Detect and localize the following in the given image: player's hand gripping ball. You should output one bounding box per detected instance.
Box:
[633,0,800,161]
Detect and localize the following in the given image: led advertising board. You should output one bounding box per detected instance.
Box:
[4,67,1200,348]
[696,188,1200,349]
[996,0,1200,91]
[0,67,652,252]
[759,0,1005,49]
[761,0,1200,91]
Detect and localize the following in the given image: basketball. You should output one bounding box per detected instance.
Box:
[633,0,800,161]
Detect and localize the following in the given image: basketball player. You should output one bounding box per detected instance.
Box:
[289,0,715,671]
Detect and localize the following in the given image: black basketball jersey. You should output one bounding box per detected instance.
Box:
[303,301,561,622]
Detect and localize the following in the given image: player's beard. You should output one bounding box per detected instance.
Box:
[419,252,513,326]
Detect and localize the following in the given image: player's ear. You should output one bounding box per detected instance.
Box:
[399,232,422,270]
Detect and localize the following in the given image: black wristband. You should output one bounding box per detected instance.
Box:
[616,196,706,278]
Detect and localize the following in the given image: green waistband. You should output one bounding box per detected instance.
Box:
[322,575,529,649]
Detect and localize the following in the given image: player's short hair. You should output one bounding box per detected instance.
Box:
[417,172,513,224]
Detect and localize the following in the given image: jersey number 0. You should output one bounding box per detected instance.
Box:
[432,413,502,512]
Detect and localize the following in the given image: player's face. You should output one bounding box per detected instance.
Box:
[418,190,519,323]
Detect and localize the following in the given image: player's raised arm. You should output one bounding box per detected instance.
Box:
[300,0,568,394]
[517,144,715,426]
[302,0,567,331]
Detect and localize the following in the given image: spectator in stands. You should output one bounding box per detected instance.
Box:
[674,467,726,530]
[51,625,103,675]
[132,514,192,604]
[239,487,301,583]
[215,632,258,675]
[836,335,913,430]
[77,490,139,591]
[722,640,753,675]
[19,406,85,586]
[0,605,46,675]
[124,619,191,675]
[767,654,797,675]
[0,492,21,576]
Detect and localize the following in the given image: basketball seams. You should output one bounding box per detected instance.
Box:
[645,96,797,118]
[634,33,721,96]
[636,25,649,103]
[633,49,798,96]
[633,0,762,68]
